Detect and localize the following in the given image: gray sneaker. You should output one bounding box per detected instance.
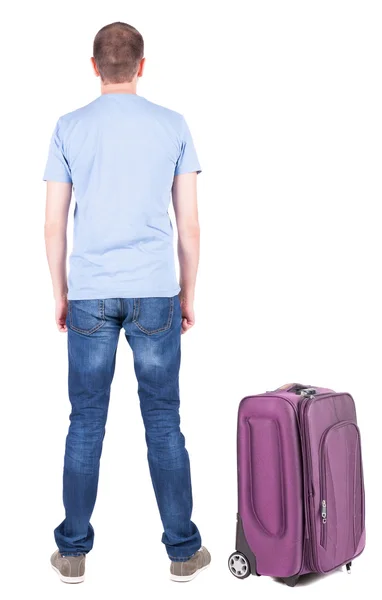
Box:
[170,546,211,582]
[50,550,86,584]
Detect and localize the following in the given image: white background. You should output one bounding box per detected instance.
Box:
[1,1,381,598]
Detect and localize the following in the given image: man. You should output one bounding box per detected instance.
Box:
[44,21,210,584]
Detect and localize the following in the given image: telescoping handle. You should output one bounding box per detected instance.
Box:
[275,383,317,395]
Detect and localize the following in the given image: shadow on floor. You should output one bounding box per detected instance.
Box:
[273,567,341,587]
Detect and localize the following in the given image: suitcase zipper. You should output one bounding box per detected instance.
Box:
[320,499,327,548]
[319,426,329,549]
[299,396,320,572]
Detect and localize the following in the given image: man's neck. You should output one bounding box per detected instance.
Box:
[101,81,137,95]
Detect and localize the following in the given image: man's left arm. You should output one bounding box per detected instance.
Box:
[44,181,72,332]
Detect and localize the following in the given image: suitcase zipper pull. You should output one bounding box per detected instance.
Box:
[321,499,327,524]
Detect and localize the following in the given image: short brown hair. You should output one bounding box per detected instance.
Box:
[93,22,144,84]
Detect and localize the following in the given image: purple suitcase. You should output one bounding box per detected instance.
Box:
[229,383,366,587]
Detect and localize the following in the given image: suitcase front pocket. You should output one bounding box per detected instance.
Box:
[247,417,286,538]
[319,421,364,562]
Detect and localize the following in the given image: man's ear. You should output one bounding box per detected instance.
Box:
[137,57,145,78]
[90,57,100,77]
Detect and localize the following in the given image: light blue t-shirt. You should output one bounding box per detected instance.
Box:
[43,94,201,300]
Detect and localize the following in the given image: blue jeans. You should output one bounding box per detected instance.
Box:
[54,296,201,561]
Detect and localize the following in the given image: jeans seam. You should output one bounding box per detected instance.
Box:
[99,299,104,320]
[132,298,139,322]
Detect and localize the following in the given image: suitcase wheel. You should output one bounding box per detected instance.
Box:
[346,562,352,574]
[228,552,251,579]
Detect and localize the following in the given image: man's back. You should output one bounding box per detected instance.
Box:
[44,94,200,300]
[45,22,209,584]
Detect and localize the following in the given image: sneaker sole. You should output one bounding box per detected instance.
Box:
[170,562,211,582]
[51,565,85,584]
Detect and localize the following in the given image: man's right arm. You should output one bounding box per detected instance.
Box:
[172,172,200,334]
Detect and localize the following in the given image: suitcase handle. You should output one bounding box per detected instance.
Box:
[275,383,316,395]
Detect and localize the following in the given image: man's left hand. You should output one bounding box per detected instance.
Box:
[55,296,68,332]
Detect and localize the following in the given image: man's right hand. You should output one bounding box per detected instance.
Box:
[55,296,68,332]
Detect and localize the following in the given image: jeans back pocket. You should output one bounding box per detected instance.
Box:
[133,297,175,335]
[68,300,106,335]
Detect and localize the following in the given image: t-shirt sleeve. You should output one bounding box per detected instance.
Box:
[175,117,201,176]
[43,119,72,183]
